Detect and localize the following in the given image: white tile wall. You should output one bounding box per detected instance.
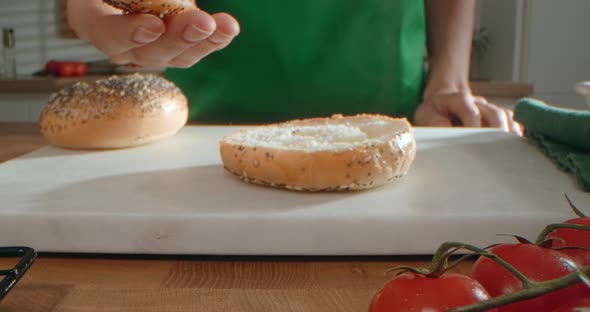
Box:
[0,1,106,123]
[0,0,105,76]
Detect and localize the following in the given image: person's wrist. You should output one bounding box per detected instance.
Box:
[423,75,471,101]
[424,58,471,99]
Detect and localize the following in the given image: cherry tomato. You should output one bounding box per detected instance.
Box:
[45,61,87,77]
[471,243,590,312]
[552,298,590,312]
[547,217,590,267]
[45,60,59,75]
[57,62,76,77]
[369,272,497,312]
[73,62,88,77]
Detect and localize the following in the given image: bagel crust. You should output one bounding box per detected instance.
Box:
[103,0,197,17]
[220,114,417,192]
[39,74,189,150]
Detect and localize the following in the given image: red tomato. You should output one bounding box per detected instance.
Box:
[73,62,88,77]
[45,60,59,75]
[57,62,76,77]
[369,272,497,312]
[552,298,590,312]
[46,61,87,77]
[471,243,590,312]
[547,217,590,267]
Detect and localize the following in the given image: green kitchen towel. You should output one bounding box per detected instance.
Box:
[514,98,590,191]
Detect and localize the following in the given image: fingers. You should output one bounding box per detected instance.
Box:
[415,92,524,135]
[207,13,241,45]
[168,13,241,68]
[69,0,239,68]
[474,96,523,136]
[429,93,481,128]
[67,0,166,60]
[129,9,217,67]
[448,93,482,128]
[475,97,525,136]
[506,109,524,136]
[90,14,166,58]
[67,0,122,41]
[474,97,509,132]
[414,104,453,127]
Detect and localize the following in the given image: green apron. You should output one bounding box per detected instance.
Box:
[165,0,426,124]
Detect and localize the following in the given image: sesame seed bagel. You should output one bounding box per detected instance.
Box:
[103,0,197,17]
[219,114,417,192]
[39,74,189,150]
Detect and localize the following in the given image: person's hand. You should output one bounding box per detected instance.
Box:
[414,90,523,136]
[67,0,240,68]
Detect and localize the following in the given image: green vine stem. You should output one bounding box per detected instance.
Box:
[448,265,590,312]
[563,260,590,288]
[428,242,535,287]
[383,223,590,311]
[425,242,590,311]
[564,193,587,218]
[535,223,590,245]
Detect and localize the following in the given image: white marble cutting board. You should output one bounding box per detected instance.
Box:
[0,126,587,255]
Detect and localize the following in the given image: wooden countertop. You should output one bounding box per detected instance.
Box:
[0,123,473,311]
[0,76,533,98]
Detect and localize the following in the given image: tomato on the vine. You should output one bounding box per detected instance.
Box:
[369,272,497,312]
[73,62,88,76]
[552,297,590,312]
[548,217,590,267]
[44,60,88,77]
[45,60,59,75]
[471,243,590,312]
[56,62,76,77]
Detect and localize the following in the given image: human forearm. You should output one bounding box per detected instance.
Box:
[423,0,476,97]
[416,0,521,134]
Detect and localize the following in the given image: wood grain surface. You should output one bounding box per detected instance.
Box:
[0,123,473,312]
[0,123,46,164]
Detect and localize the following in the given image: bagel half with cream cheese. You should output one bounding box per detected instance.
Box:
[39,73,189,150]
[103,0,197,17]
[220,114,417,192]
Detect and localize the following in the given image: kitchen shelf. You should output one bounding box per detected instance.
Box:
[470,80,534,98]
[0,76,534,98]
